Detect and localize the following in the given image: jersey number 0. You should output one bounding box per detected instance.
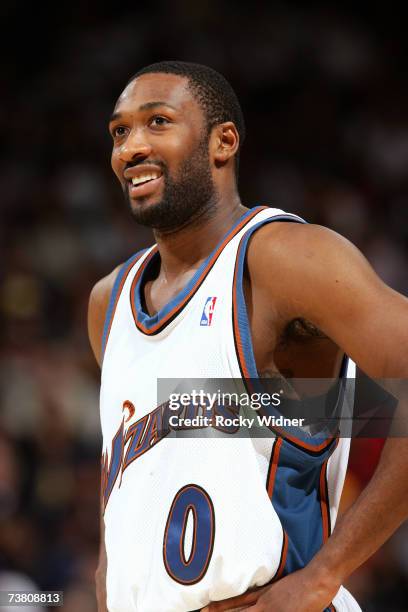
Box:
[163,484,215,585]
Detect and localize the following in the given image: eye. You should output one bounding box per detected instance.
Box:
[150,115,171,128]
[111,125,127,138]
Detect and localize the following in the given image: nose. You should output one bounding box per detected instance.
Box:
[118,129,153,163]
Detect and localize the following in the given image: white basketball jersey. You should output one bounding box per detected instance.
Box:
[100,206,360,612]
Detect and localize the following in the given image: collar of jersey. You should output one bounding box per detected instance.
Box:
[130,206,268,335]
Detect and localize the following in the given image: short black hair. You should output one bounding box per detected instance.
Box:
[128,61,245,172]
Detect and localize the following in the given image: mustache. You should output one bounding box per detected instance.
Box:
[124,159,167,172]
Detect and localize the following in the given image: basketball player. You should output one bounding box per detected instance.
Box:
[88,62,408,611]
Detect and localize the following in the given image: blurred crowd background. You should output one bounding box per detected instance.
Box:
[1,2,408,610]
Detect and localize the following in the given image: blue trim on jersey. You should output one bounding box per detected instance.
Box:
[271,439,332,573]
[233,215,353,450]
[133,206,267,331]
[101,249,148,357]
[232,217,352,579]
[234,214,306,379]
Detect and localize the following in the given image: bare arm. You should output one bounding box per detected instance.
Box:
[88,266,121,612]
[88,266,121,367]
[260,225,407,609]
[249,223,408,378]
[205,224,408,611]
[95,492,108,612]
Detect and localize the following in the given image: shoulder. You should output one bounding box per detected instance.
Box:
[246,221,355,264]
[245,221,383,325]
[246,221,371,285]
[88,265,122,367]
[88,247,152,367]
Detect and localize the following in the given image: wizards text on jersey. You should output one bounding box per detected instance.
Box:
[101,397,239,511]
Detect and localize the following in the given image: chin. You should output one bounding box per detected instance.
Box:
[129,195,161,212]
[128,199,167,228]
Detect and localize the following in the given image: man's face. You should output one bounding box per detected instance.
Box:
[109,73,216,231]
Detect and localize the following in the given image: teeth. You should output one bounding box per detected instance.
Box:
[131,173,159,186]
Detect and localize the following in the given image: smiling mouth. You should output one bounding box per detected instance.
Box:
[129,172,162,187]
[126,172,164,200]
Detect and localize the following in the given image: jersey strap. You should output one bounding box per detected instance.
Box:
[101,249,148,360]
[232,214,349,454]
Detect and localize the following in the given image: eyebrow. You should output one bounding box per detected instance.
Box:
[109,101,177,123]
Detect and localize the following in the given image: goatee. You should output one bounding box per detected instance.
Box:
[124,138,217,232]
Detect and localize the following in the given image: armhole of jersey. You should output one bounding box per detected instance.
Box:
[233,214,306,380]
[233,213,354,454]
[101,249,148,363]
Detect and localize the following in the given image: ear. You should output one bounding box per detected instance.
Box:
[211,122,239,166]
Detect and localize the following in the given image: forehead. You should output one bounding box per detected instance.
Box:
[113,72,201,116]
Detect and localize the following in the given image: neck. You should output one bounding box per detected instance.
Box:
[152,191,247,281]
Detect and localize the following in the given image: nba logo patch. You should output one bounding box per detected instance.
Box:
[200,297,217,326]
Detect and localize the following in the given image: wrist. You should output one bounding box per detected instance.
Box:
[304,555,343,597]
